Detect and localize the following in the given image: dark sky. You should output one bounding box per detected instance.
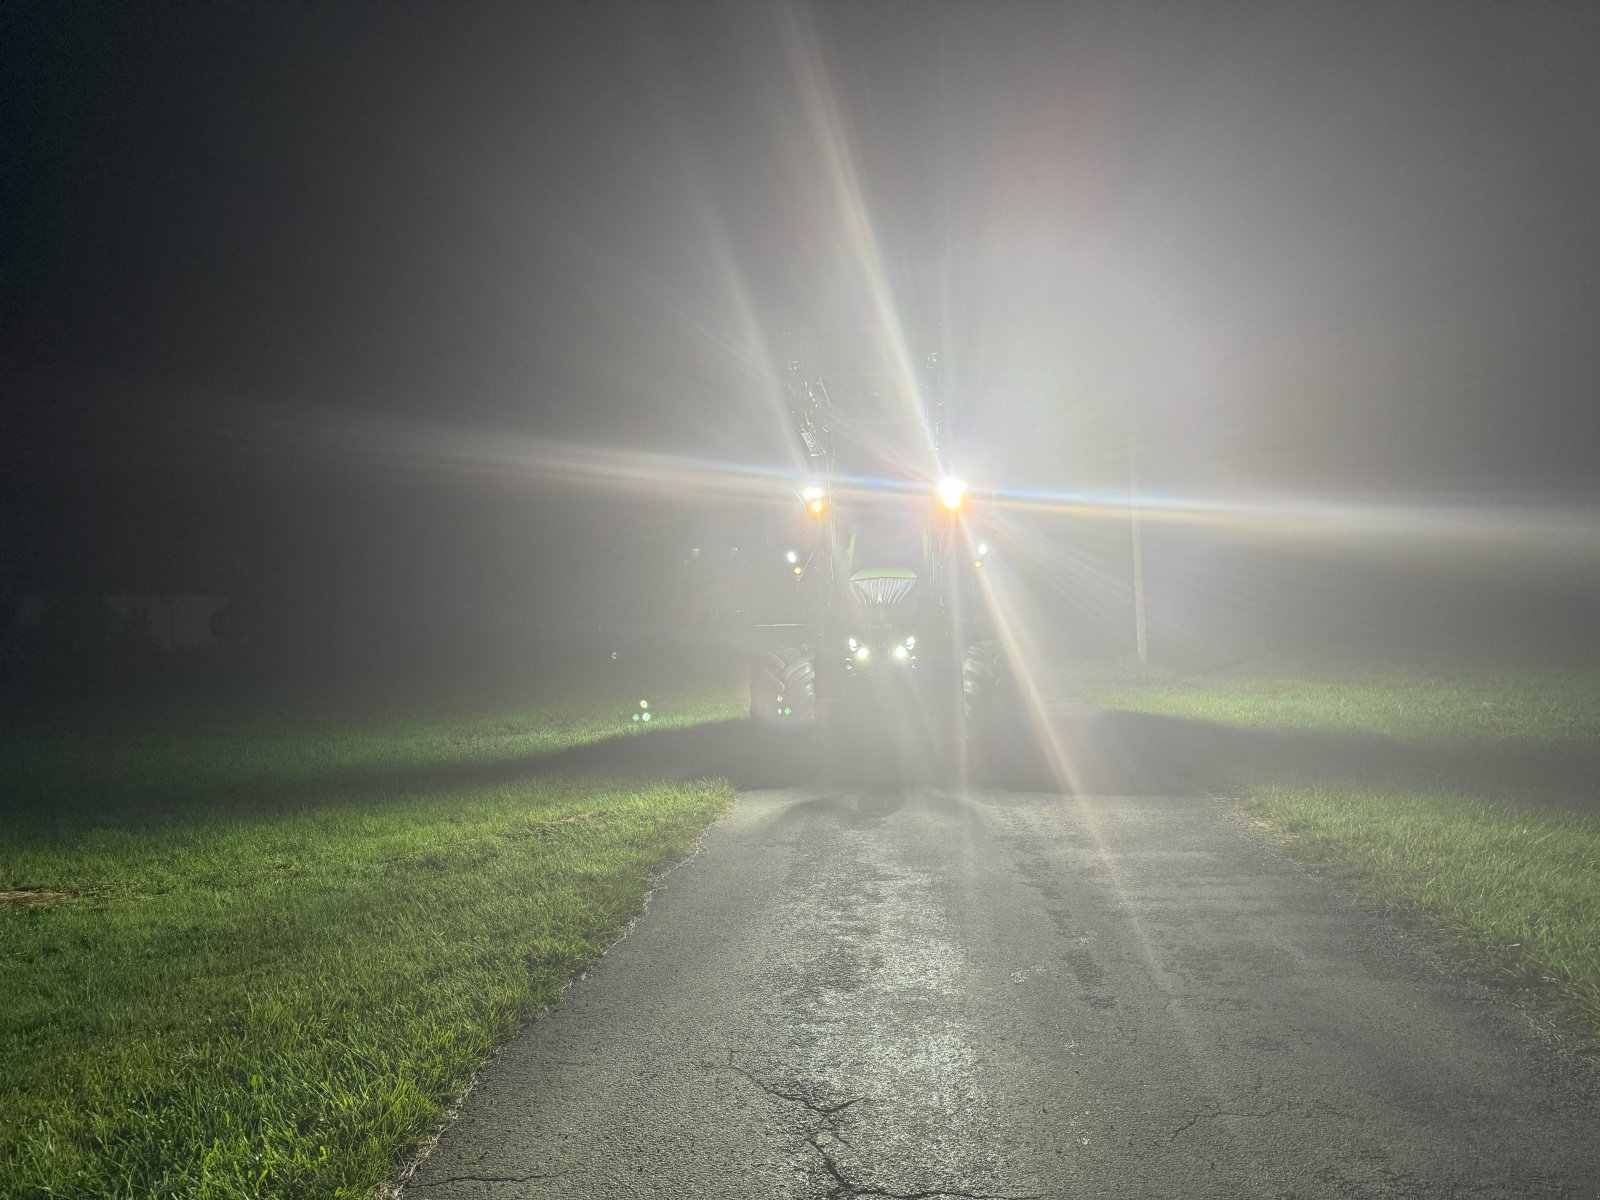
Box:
[5,1,1600,617]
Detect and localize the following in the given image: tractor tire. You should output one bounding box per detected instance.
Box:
[961,639,1006,725]
[750,645,816,726]
[962,639,1021,781]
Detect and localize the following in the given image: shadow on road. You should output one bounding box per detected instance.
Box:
[330,707,1600,810]
[25,710,1595,835]
[208,711,1600,813]
[530,720,818,790]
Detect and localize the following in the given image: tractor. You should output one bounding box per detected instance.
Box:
[747,326,1019,779]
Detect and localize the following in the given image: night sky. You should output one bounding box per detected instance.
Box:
[5,1,1600,651]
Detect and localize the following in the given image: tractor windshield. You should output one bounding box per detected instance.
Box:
[826,399,930,478]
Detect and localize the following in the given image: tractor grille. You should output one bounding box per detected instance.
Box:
[850,576,918,606]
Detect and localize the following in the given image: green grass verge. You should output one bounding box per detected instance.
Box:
[1083,666,1600,1045]
[5,677,745,834]
[1238,782,1600,1037]
[1083,666,1600,743]
[0,675,744,1199]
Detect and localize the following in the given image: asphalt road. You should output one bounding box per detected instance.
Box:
[403,784,1600,1198]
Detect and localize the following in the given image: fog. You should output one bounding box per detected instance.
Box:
[6,1,1599,673]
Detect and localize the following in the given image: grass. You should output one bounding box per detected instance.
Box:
[1082,665,1600,1045]
[0,669,746,1199]
[1082,666,1600,744]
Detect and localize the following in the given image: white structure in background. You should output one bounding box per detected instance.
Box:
[105,594,231,650]
[15,593,232,651]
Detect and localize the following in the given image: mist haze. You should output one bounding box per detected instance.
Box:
[6,0,1600,669]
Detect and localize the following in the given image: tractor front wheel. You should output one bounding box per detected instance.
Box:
[749,645,816,726]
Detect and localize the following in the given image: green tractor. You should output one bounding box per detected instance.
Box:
[747,327,1020,779]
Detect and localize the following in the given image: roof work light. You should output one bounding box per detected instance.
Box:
[938,477,967,510]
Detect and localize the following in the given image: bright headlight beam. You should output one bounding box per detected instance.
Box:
[938,477,967,510]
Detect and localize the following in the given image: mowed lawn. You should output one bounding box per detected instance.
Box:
[1082,667,1600,1044]
[0,673,746,1199]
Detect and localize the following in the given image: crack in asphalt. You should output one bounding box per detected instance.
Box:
[1166,1075,1290,1145]
[805,1132,1044,1200]
[712,1054,861,1117]
[1167,1106,1277,1143]
[710,1055,1041,1200]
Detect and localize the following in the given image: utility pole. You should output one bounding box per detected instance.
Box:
[1129,415,1148,666]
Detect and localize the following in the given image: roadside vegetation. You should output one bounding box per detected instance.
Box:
[0,668,745,1199]
[1082,665,1600,1045]
[1084,669,1600,745]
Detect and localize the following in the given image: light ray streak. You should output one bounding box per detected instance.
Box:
[952,509,1264,1097]
[961,519,1088,797]
[658,74,815,484]
[218,391,1600,562]
[176,400,809,505]
[775,2,940,476]
[969,517,1134,620]
[981,486,1600,557]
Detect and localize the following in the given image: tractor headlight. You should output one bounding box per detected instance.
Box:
[938,477,967,510]
[801,484,827,516]
[844,636,914,669]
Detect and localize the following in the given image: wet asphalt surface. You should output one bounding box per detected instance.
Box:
[402,776,1600,1199]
